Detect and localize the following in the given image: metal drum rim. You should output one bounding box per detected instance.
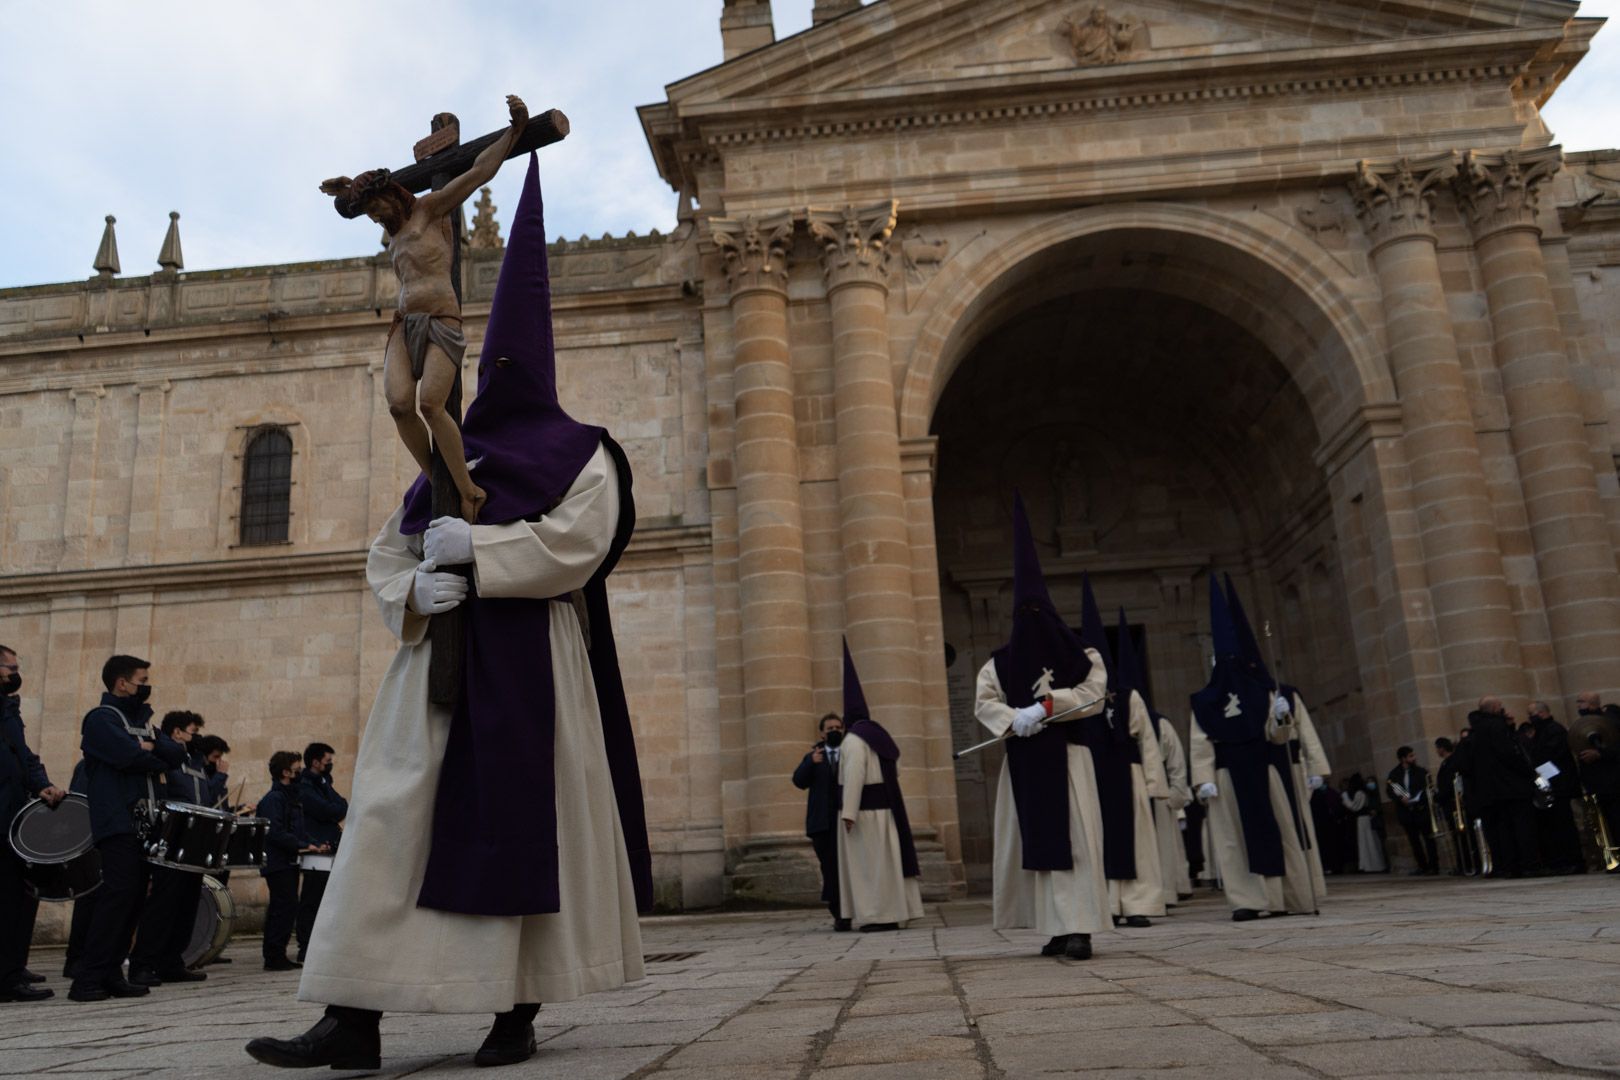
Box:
[8,794,96,864]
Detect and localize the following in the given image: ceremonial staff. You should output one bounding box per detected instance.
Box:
[954,694,1108,759]
[378,107,571,705]
[1263,618,1319,916]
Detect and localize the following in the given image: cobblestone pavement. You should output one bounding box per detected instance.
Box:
[5,874,1620,1078]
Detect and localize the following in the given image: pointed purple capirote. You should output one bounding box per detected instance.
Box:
[1078,573,1114,682]
[841,638,918,877]
[842,638,871,725]
[1209,572,1241,662]
[1223,574,1274,685]
[1115,607,1141,698]
[400,152,605,533]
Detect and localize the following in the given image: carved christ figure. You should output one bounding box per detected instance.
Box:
[320,94,529,522]
[1065,7,1141,65]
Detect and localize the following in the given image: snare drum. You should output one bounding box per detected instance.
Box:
[8,793,101,901]
[181,874,235,969]
[226,816,269,869]
[146,801,235,872]
[297,852,335,872]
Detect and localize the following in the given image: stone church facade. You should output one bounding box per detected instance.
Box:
[5,0,1620,905]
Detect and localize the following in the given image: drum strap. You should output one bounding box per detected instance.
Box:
[96,706,159,822]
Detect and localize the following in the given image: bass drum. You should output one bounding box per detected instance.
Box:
[8,794,101,901]
[182,874,236,969]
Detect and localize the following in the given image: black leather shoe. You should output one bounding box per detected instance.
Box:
[127,966,163,987]
[22,968,45,984]
[263,957,302,971]
[859,922,900,932]
[1040,935,1069,957]
[245,1013,382,1071]
[67,982,110,1002]
[833,918,852,932]
[209,956,233,965]
[104,975,150,998]
[0,982,54,1002]
[158,967,207,983]
[1232,908,1260,922]
[1063,934,1093,960]
[475,1011,539,1068]
[1121,915,1152,928]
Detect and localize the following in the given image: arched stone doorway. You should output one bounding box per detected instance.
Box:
[901,206,1394,887]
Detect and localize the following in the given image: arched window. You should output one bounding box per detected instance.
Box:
[239,426,293,545]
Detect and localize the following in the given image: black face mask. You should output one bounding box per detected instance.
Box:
[130,684,152,706]
[824,729,844,748]
[1,673,19,695]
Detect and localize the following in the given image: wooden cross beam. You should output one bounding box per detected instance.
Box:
[392,106,570,706]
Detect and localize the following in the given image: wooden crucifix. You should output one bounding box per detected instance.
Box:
[321,97,570,705]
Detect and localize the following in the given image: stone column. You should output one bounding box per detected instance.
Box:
[1455,148,1620,700]
[807,202,924,747]
[1349,154,1527,711]
[709,213,817,857]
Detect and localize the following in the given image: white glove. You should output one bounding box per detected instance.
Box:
[1534,776,1551,793]
[1011,703,1048,738]
[1308,775,1325,792]
[424,515,475,566]
[1197,782,1218,803]
[410,560,469,615]
[1272,694,1292,720]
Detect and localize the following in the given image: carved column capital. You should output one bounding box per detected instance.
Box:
[1454,147,1563,242]
[709,211,796,298]
[1348,152,1459,251]
[807,200,898,293]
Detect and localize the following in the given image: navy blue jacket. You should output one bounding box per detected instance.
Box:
[165,749,213,806]
[1,693,51,825]
[80,693,186,841]
[206,768,230,810]
[297,769,347,848]
[257,781,305,875]
[792,746,841,836]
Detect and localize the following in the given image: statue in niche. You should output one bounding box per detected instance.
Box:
[1061,6,1146,66]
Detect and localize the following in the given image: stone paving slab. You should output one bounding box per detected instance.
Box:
[3,874,1618,1078]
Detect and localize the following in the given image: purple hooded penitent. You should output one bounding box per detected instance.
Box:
[410,153,653,917]
[1223,574,1309,845]
[1074,573,1138,881]
[843,640,919,879]
[1190,574,1285,877]
[989,492,1092,871]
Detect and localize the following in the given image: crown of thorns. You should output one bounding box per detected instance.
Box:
[334,169,413,219]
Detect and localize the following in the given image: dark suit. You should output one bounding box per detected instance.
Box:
[1,693,51,989]
[1522,714,1585,872]
[1436,754,1480,874]
[792,744,841,916]
[295,769,346,959]
[1385,762,1438,872]
[1461,710,1541,877]
[258,782,305,962]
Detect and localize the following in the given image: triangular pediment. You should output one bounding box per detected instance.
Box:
[667,0,1582,106]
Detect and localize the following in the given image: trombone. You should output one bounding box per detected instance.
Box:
[1584,793,1620,873]
[1424,774,1450,872]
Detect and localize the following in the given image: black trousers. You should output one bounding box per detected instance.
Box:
[130,865,203,973]
[1398,814,1438,871]
[263,868,300,961]
[296,869,329,959]
[809,830,839,918]
[1479,800,1540,877]
[1534,797,1586,871]
[75,834,149,988]
[0,848,34,986]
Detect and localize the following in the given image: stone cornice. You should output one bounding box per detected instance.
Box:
[1312,402,1406,479]
[0,522,713,604]
[1454,146,1564,242]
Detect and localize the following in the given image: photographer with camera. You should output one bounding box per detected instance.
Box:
[792,712,848,931]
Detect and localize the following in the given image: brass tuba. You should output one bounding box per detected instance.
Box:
[1425,773,1449,872]
[1584,794,1620,873]
[1454,773,1490,877]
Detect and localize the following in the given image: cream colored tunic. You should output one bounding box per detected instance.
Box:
[837,731,925,927]
[1107,691,1168,918]
[1151,717,1193,906]
[299,446,644,1014]
[1280,692,1331,908]
[976,652,1111,938]
[1189,699,1311,914]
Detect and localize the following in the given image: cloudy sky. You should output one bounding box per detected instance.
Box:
[2,0,1617,290]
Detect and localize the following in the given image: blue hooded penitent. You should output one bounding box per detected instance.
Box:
[990,492,1092,871]
[1189,573,1284,878]
[843,640,919,878]
[411,154,652,917]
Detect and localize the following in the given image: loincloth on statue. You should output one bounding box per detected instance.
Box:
[388,312,466,380]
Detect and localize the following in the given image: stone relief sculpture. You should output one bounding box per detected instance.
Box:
[901,226,950,283]
[1294,191,1349,237]
[1061,6,1147,66]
